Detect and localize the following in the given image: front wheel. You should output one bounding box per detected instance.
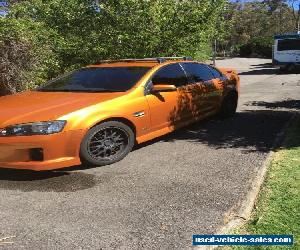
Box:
[80,121,135,167]
[280,64,296,73]
[219,92,238,118]
[286,63,296,73]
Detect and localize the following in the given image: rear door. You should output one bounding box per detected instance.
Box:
[181,63,222,117]
[207,65,227,102]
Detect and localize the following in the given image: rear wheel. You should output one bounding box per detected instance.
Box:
[219,92,238,118]
[286,63,296,73]
[280,63,296,73]
[80,121,135,167]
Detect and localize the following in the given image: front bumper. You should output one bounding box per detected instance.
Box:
[0,129,86,171]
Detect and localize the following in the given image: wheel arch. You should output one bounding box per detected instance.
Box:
[90,117,137,137]
[220,89,238,110]
[225,89,238,100]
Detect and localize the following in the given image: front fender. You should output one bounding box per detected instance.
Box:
[59,95,151,139]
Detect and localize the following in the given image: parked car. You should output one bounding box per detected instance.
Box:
[0,57,240,170]
[273,33,300,72]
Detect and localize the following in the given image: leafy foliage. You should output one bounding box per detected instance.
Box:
[0,17,59,94]
[238,37,274,58]
[0,0,227,94]
[225,0,299,58]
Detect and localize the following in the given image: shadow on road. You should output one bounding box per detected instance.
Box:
[239,68,278,75]
[0,169,97,192]
[250,63,273,68]
[0,169,67,181]
[239,62,300,75]
[245,100,300,110]
[162,110,296,153]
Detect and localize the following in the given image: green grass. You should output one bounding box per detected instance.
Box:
[231,117,300,250]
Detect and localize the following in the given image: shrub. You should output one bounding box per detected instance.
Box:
[1,0,227,95]
[238,36,273,58]
[0,18,60,94]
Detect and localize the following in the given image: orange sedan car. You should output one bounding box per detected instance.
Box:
[0,57,240,171]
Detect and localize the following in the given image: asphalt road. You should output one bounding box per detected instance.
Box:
[0,58,299,250]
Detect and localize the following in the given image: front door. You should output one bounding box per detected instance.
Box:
[145,63,190,131]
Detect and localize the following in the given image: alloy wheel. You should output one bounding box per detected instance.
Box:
[87,127,129,160]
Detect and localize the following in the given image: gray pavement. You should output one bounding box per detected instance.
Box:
[0,58,299,250]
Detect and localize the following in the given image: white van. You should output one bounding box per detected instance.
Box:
[273,34,300,72]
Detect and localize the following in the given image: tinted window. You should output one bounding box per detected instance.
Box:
[152,63,188,87]
[37,67,150,92]
[182,63,214,83]
[278,39,300,51]
[207,66,223,78]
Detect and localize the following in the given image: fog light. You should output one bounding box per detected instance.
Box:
[29,148,44,161]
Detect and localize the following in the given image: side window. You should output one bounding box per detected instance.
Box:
[181,63,214,83]
[152,63,188,87]
[207,66,223,79]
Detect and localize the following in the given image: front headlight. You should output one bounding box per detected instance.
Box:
[0,121,66,136]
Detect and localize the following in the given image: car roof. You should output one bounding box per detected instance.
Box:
[87,57,195,68]
[274,33,300,40]
[88,61,160,68]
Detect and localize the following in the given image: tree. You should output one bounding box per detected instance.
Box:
[0,0,228,94]
[263,0,300,32]
[227,0,298,57]
[287,0,300,31]
[263,0,287,12]
[0,18,59,94]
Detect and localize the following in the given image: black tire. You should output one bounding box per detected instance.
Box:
[80,121,135,167]
[286,63,296,73]
[219,92,238,118]
[279,66,287,73]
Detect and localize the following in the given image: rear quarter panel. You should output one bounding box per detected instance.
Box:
[218,67,240,95]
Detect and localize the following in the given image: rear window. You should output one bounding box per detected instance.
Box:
[278,39,300,51]
[207,66,223,78]
[37,67,151,92]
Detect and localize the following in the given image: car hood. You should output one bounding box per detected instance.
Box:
[0,91,124,127]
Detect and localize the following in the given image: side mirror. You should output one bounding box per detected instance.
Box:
[151,84,177,93]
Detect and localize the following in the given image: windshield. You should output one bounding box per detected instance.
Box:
[37,67,151,92]
[278,39,300,51]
